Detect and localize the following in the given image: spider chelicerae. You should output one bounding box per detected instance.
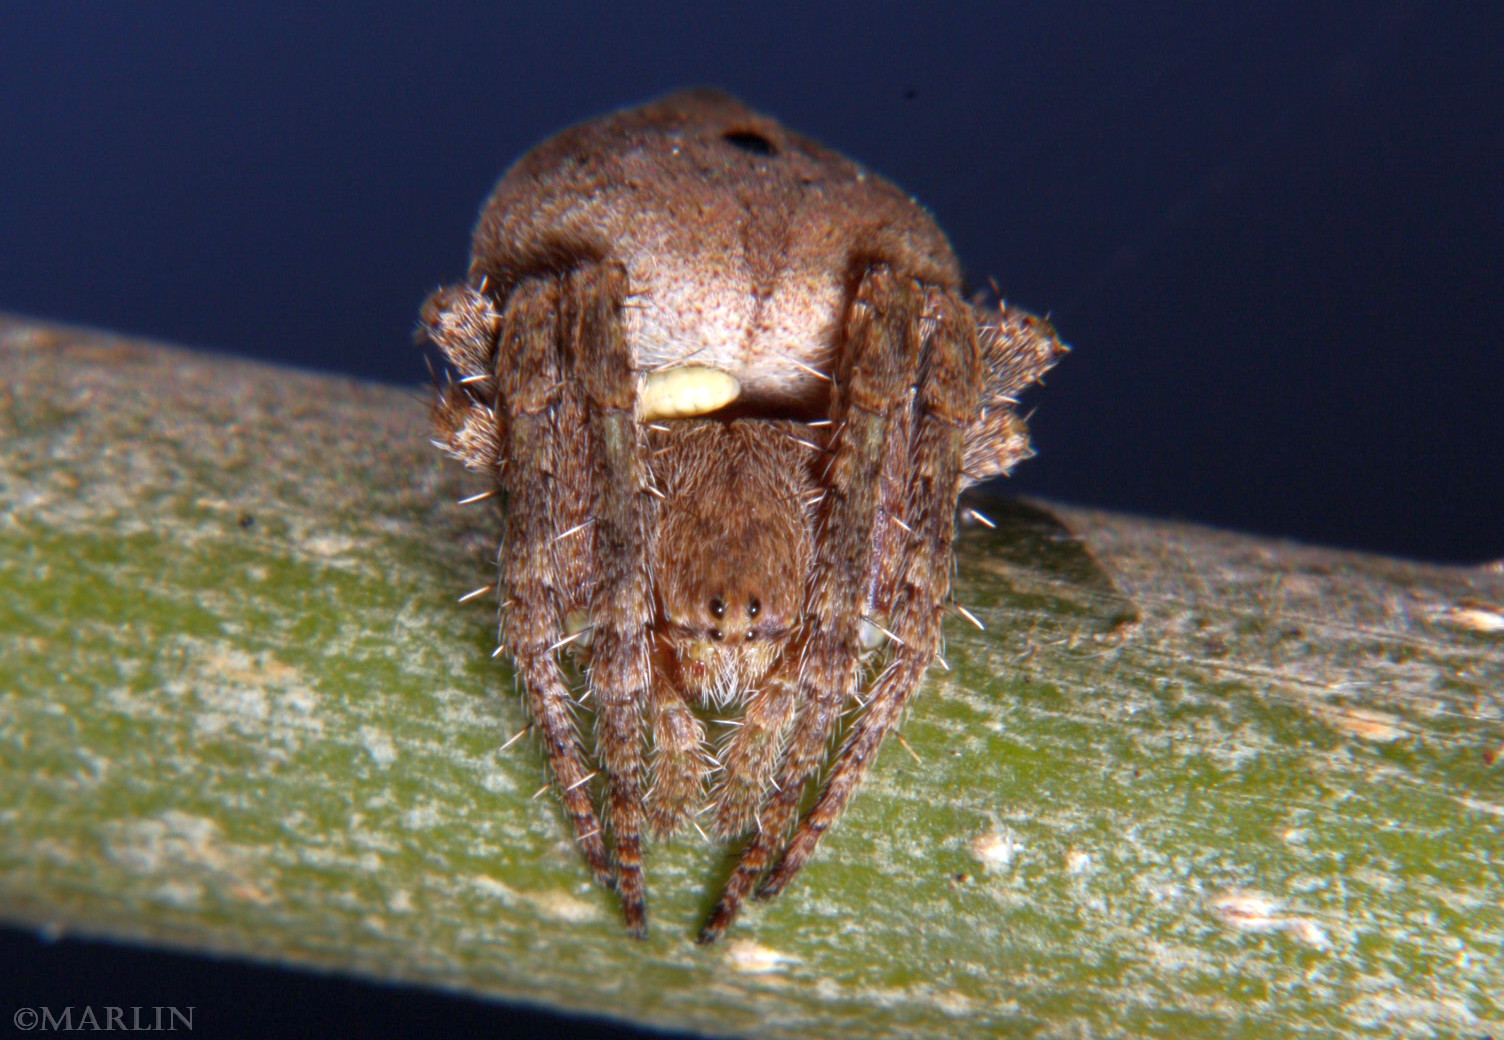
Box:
[422,89,1064,941]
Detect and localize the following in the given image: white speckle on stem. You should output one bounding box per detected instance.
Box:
[523,889,600,923]
[401,806,440,830]
[726,941,799,974]
[970,827,1023,871]
[1324,706,1402,742]
[1208,889,1328,947]
[1209,890,1282,930]
[1436,598,1504,633]
[360,726,397,767]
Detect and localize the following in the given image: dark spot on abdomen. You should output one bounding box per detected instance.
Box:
[722,129,777,156]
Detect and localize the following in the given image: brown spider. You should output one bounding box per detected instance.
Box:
[421,89,1064,941]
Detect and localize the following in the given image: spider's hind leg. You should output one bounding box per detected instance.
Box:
[962,302,1066,485]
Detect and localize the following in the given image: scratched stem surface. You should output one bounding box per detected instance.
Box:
[2,316,1502,1039]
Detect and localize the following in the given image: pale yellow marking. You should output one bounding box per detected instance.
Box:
[639,365,740,421]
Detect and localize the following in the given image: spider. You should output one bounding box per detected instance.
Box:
[421,89,1064,941]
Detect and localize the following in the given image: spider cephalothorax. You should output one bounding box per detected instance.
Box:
[422,88,1064,941]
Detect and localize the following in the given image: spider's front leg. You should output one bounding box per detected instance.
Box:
[699,264,954,942]
[757,285,980,900]
[486,278,617,900]
[438,265,656,937]
[566,264,656,938]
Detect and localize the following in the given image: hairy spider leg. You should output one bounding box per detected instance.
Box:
[492,279,616,896]
[643,662,709,837]
[708,668,800,838]
[422,285,506,476]
[758,286,980,900]
[641,425,714,838]
[699,264,924,943]
[643,420,817,840]
[962,303,1066,484]
[568,263,655,938]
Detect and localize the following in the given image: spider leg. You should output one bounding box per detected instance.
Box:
[699,263,924,942]
[962,302,1066,485]
[491,278,614,895]
[421,285,506,474]
[644,649,708,836]
[567,264,655,938]
[757,287,979,900]
[708,669,798,838]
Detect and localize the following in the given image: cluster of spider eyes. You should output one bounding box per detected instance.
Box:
[706,595,760,642]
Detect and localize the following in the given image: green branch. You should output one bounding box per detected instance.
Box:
[2,316,1501,1038]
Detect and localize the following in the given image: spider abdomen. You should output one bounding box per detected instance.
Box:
[469,89,962,413]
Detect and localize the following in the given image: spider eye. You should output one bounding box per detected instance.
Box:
[709,597,725,619]
[747,598,760,619]
[710,628,724,642]
[745,630,756,642]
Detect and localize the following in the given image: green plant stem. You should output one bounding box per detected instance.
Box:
[2,316,1501,1038]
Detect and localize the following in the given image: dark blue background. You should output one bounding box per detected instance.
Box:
[3,2,1501,1036]
[5,1,1502,564]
